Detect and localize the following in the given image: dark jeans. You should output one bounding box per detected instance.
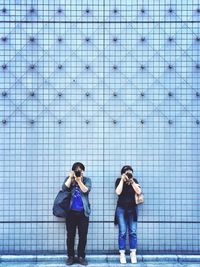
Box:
[66,210,89,258]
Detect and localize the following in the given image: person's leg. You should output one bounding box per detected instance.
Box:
[66,211,78,258]
[127,208,138,263]
[116,207,128,263]
[127,208,138,249]
[77,212,89,259]
[116,207,127,250]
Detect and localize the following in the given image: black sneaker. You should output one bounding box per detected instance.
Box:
[66,256,74,265]
[78,257,88,266]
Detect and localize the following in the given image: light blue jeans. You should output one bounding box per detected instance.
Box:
[116,206,138,250]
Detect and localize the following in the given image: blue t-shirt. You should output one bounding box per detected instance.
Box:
[70,183,84,211]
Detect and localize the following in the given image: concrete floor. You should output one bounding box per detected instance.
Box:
[0,255,200,267]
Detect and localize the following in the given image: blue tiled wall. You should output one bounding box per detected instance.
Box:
[0,0,199,253]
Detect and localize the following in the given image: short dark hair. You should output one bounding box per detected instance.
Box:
[72,162,85,171]
[121,165,133,175]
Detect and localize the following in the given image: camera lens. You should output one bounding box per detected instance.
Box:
[75,170,81,177]
[126,173,133,179]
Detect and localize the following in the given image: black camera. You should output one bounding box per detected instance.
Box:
[126,173,133,179]
[74,170,81,177]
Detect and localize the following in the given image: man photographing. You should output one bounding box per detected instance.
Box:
[62,162,92,266]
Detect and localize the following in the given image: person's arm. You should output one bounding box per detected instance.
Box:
[75,176,90,193]
[115,175,126,195]
[130,178,142,195]
[63,171,74,190]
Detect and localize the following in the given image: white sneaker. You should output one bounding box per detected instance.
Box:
[119,252,127,264]
[130,250,137,264]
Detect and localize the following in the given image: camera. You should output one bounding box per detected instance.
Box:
[126,173,133,179]
[74,170,81,177]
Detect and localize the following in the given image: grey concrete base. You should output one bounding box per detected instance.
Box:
[0,254,200,267]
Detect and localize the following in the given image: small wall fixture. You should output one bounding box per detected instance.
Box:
[2,91,7,97]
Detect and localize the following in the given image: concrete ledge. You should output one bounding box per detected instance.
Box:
[1,254,200,264]
[142,255,177,262]
[177,255,200,262]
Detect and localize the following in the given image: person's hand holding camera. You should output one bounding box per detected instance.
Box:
[74,170,82,183]
[121,174,128,182]
[125,172,135,185]
[65,171,75,188]
[129,178,134,185]
[74,169,89,193]
[68,171,74,179]
[126,172,142,194]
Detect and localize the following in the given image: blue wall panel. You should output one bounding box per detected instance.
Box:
[0,0,199,253]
